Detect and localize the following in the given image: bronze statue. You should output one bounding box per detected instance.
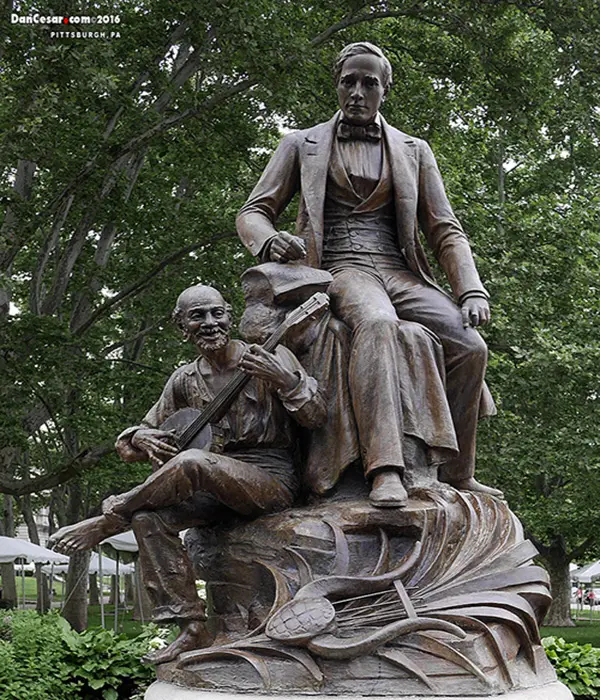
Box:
[50,284,326,664]
[237,42,501,507]
[48,44,565,700]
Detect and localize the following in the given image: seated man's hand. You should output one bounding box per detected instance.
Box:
[239,345,299,392]
[131,428,178,465]
[268,231,307,263]
[461,297,491,328]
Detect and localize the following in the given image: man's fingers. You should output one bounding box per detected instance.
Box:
[271,234,305,262]
[279,231,307,256]
[280,243,304,260]
[461,305,470,328]
[240,356,270,373]
[147,438,177,454]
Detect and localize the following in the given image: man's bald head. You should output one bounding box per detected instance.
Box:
[175,285,226,315]
[172,284,232,353]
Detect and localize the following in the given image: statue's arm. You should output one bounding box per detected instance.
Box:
[236,132,301,260]
[416,140,488,302]
[273,346,327,429]
[114,369,182,463]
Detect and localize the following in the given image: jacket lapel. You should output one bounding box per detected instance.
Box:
[300,112,339,261]
[382,116,443,291]
[381,115,419,223]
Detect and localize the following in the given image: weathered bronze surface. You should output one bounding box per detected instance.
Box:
[167,488,555,695]
[50,284,327,664]
[51,42,564,699]
[237,42,499,507]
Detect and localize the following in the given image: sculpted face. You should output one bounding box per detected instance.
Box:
[177,286,232,354]
[336,53,387,126]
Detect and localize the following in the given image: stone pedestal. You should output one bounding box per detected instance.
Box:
[151,487,560,698]
[145,680,573,700]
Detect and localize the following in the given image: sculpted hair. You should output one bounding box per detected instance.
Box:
[333,42,393,93]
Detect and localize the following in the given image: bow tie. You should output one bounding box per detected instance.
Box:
[337,121,382,142]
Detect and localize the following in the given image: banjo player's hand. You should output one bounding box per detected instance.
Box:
[131,428,178,464]
[239,345,300,392]
[268,231,307,263]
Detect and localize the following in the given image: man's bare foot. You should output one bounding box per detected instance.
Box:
[142,621,212,665]
[449,477,504,498]
[369,469,408,508]
[49,515,126,554]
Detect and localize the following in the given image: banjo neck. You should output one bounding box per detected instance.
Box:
[176,292,328,450]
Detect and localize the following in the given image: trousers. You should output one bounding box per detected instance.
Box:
[326,256,488,482]
[109,447,295,622]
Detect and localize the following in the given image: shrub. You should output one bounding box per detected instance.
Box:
[0,610,157,699]
[543,636,600,699]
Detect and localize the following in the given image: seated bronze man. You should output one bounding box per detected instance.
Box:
[237,42,501,506]
[50,284,326,664]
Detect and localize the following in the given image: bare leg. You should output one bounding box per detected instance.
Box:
[103,448,293,523]
[450,477,503,498]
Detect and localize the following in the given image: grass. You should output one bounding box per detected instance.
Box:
[6,575,146,638]
[87,604,147,638]
[541,607,600,646]
[9,574,64,603]
[542,623,600,646]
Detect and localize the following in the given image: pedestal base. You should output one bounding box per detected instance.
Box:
[145,679,573,700]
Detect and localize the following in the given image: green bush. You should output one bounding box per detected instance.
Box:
[543,636,600,699]
[0,610,157,699]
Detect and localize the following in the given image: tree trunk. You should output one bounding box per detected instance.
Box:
[541,540,575,627]
[35,564,50,613]
[124,573,134,605]
[89,573,99,605]
[17,494,50,612]
[62,550,91,631]
[0,495,18,606]
[61,482,89,630]
[109,575,118,604]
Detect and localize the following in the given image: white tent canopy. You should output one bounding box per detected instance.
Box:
[102,530,138,553]
[0,536,69,564]
[42,552,134,576]
[573,560,600,583]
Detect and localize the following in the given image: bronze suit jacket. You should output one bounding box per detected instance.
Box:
[237,112,487,301]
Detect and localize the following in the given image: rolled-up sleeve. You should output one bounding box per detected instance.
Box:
[274,346,327,429]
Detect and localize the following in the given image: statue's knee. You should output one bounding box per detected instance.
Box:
[397,321,438,347]
[466,332,488,364]
[355,314,398,337]
[131,510,158,534]
[171,449,209,475]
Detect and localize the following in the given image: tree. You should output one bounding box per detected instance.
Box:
[2,0,599,627]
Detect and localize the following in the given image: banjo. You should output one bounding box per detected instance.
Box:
[157,292,329,456]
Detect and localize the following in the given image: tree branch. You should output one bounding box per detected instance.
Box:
[0,443,115,497]
[72,231,237,336]
[102,317,169,356]
[310,7,438,47]
[568,535,597,562]
[524,529,552,558]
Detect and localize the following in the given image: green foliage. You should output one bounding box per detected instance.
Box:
[0,610,156,699]
[543,637,600,699]
[1,0,600,621]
